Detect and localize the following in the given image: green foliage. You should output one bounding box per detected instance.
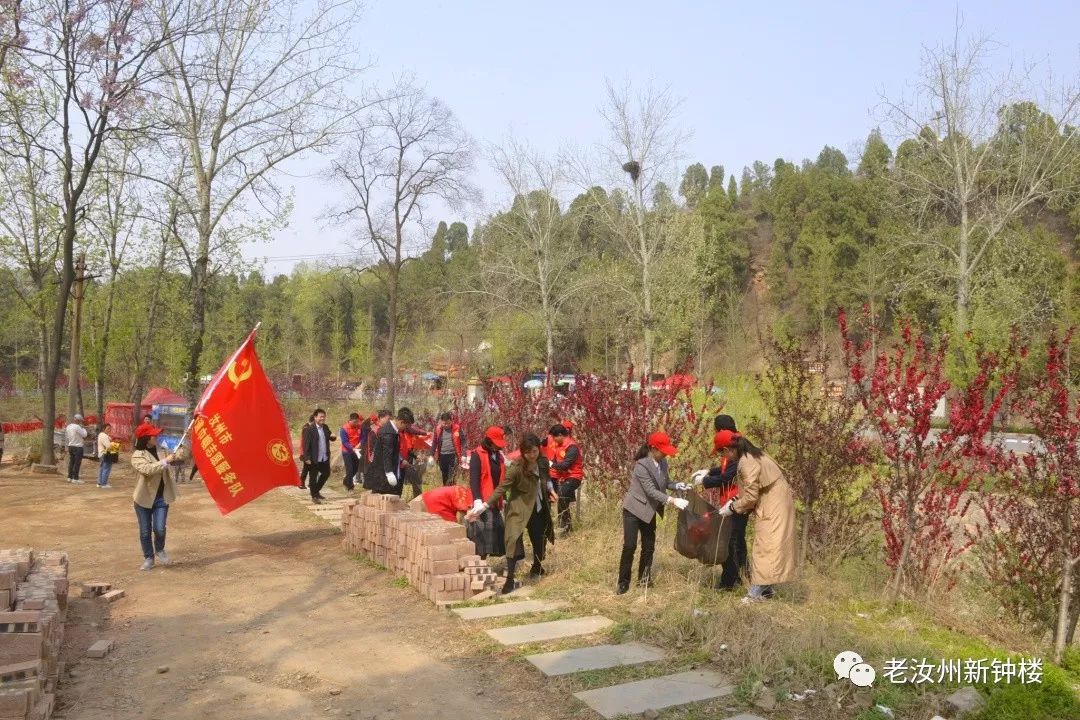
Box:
[679,162,708,208]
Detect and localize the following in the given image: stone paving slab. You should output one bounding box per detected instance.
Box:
[485,616,613,645]
[452,600,567,621]
[572,670,733,718]
[525,642,666,676]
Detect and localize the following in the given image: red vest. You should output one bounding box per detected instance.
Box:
[342,424,361,453]
[542,435,557,461]
[422,485,473,522]
[433,424,463,456]
[551,439,584,480]
[473,447,502,501]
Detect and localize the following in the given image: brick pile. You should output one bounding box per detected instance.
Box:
[0,549,69,720]
[342,492,500,605]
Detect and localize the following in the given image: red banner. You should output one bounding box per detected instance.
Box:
[191,328,299,515]
[1,415,99,434]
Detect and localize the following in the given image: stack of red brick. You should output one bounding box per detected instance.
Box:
[0,549,69,720]
[342,492,500,605]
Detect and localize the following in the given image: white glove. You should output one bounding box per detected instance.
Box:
[461,454,468,464]
[385,471,398,487]
[691,469,709,485]
[354,448,362,458]
[673,482,690,492]
[670,497,689,511]
[718,499,736,518]
[471,499,485,513]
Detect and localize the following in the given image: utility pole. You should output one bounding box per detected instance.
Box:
[67,252,87,420]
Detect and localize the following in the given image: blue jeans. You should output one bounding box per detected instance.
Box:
[135,497,169,559]
[98,459,114,487]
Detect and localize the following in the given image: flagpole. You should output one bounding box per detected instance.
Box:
[175,322,262,453]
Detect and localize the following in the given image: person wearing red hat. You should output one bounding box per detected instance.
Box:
[466,426,508,559]
[617,432,690,594]
[713,431,796,604]
[690,415,749,590]
[131,423,185,571]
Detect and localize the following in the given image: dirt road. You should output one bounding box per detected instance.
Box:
[0,461,576,720]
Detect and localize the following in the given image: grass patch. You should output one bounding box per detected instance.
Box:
[535,495,1079,720]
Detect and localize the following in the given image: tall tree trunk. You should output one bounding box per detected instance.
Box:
[955,207,970,341]
[185,231,210,404]
[130,234,168,424]
[94,265,119,426]
[1053,499,1077,662]
[385,272,398,412]
[799,501,813,568]
[67,255,84,419]
[41,217,77,466]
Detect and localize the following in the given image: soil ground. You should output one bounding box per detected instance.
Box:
[0,460,581,720]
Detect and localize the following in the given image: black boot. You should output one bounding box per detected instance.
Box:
[501,559,518,595]
[616,582,629,595]
[529,561,545,578]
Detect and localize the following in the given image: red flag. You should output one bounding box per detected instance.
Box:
[192,328,299,515]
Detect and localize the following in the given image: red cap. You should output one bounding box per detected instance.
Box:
[484,426,507,449]
[135,423,163,439]
[647,431,678,456]
[713,430,739,454]
[561,419,573,431]
[368,414,377,422]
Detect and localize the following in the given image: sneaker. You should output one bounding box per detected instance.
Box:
[740,595,766,606]
[156,550,170,566]
[71,478,85,484]
[98,484,113,489]
[140,558,154,571]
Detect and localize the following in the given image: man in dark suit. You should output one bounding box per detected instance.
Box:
[363,407,415,495]
[302,408,336,503]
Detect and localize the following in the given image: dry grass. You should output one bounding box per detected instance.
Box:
[525,496,1072,718]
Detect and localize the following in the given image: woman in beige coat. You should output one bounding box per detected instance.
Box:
[713,430,796,603]
[131,425,184,571]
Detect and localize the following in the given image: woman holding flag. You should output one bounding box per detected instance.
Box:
[131,424,186,570]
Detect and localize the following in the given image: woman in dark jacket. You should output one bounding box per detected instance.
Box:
[467,434,556,594]
[466,426,508,559]
[618,432,689,594]
[692,414,749,589]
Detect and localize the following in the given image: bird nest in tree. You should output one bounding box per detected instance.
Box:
[622,160,640,181]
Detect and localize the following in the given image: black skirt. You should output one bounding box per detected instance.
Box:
[467,506,506,558]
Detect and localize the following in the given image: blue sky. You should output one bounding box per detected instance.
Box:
[253,0,1080,274]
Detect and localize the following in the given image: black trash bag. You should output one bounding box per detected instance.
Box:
[673,490,733,567]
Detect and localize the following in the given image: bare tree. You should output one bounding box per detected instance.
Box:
[570,80,689,378]
[328,81,475,410]
[883,35,1080,344]
[476,138,590,374]
[3,0,182,465]
[154,0,364,401]
[84,141,141,424]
